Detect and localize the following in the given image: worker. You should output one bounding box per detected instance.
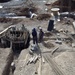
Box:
[32,28,38,44]
[10,61,15,74]
[21,24,26,31]
[29,11,37,19]
[38,27,44,43]
[11,26,16,31]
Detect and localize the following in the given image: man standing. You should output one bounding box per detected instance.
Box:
[39,27,44,43]
[32,28,38,44]
[21,24,26,31]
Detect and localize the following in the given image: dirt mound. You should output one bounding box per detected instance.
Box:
[0,18,22,23]
[44,32,53,37]
[20,7,37,13]
[15,7,38,16]
[37,14,51,20]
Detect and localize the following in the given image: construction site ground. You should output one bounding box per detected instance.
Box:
[0,0,75,75]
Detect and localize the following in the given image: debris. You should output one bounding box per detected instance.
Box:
[29,56,35,63]
[55,39,62,44]
[45,8,48,11]
[29,11,37,18]
[0,25,16,35]
[51,47,59,55]
[59,29,64,32]
[27,55,38,64]
[26,61,30,65]
[56,33,60,36]
[64,38,72,46]
[60,12,69,18]
[33,56,38,64]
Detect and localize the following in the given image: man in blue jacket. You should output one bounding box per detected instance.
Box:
[32,28,38,44]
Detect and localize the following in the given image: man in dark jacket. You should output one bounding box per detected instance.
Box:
[39,27,44,43]
[32,28,38,44]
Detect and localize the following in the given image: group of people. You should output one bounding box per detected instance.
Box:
[32,26,44,44]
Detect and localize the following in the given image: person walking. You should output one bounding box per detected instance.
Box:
[32,28,38,44]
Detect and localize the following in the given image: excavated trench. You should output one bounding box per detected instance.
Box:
[10,44,30,75]
[1,46,30,75]
[0,37,30,75]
